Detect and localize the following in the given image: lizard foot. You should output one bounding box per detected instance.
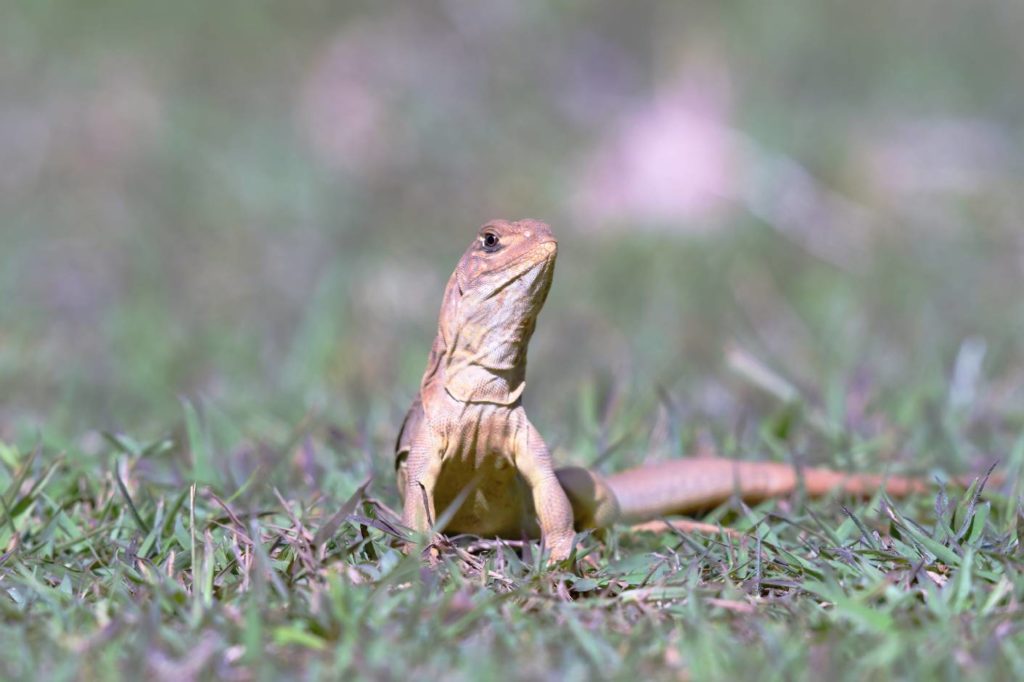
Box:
[544,533,576,566]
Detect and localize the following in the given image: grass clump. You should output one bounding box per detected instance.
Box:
[1,402,1021,680]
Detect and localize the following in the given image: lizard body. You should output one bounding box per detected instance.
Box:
[396,220,943,561]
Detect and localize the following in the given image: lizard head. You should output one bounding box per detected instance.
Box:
[431,219,557,404]
[454,219,558,300]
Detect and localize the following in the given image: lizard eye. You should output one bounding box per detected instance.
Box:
[481,231,501,252]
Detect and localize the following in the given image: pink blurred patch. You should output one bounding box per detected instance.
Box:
[0,56,162,195]
[297,17,431,174]
[298,30,390,173]
[82,58,163,171]
[573,65,740,230]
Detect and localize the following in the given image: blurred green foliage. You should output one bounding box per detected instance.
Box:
[3,1,1022,451]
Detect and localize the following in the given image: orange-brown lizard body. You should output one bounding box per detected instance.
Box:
[396,220,946,560]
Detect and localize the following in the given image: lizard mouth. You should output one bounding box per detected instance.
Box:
[472,242,556,302]
[537,239,557,257]
[525,238,558,264]
[499,239,557,273]
[515,242,557,280]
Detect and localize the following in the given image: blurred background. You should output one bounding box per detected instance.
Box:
[2,1,1022,474]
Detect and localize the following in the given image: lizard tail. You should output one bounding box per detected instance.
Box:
[605,458,992,524]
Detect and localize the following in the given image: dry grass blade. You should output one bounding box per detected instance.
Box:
[114,459,150,535]
[312,477,372,547]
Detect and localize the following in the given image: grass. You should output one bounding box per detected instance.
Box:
[1,378,1022,680]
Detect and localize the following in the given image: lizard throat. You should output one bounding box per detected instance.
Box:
[441,312,536,405]
[440,263,552,405]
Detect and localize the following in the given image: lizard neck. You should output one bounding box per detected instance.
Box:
[421,275,542,407]
[421,338,528,407]
[443,292,536,405]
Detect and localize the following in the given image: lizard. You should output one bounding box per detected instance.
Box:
[395,219,975,562]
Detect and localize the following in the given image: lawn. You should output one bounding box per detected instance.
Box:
[2,2,1023,680]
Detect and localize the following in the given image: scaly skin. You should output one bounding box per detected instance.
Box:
[396,220,964,561]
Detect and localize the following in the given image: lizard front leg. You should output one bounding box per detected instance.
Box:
[515,421,576,563]
[400,430,444,539]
